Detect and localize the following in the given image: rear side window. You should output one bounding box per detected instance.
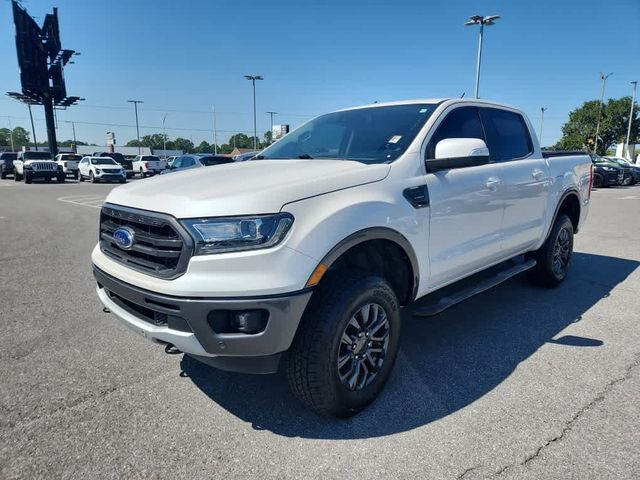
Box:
[426,107,485,159]
[480,108,533,162]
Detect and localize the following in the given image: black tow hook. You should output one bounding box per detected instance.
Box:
[164,343,181,355]
[102,307,111,314]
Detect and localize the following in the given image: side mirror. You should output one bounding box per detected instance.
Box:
[427,138,490,173]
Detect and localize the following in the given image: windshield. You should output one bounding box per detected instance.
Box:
[200,156,233,166]
[91,158,117,165]
[258,103,438,164]
[61,154,82,161]
[23,152,53,160]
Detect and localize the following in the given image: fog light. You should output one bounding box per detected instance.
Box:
[232,310,268,334]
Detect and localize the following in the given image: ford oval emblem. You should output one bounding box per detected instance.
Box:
[113,227,135,250]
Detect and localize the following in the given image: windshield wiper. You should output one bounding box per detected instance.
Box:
[298,154,313,159]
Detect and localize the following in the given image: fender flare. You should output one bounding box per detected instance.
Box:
[543,188,581,243]
[317,227,421,302]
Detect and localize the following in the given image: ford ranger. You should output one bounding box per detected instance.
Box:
[93,99,592,417]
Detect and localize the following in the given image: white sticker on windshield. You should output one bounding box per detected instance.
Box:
[388,135,402,144]
[419,108,428,113]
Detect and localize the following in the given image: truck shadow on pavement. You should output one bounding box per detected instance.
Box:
[180,252,639,439]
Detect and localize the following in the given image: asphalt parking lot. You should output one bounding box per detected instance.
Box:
[0,179,639,479]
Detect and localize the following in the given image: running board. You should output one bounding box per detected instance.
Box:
[412,258,537,317]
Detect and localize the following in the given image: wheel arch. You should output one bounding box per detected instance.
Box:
[315,227,420,306]
[544,189,581,241]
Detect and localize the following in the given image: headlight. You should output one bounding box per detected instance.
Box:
[602,166,615,171]
[182,213,294,255]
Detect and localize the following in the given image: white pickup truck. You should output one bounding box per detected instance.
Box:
[132,155,164,177]
[54,153,83,180]
[14,151,65,183]
[92,99,592,417]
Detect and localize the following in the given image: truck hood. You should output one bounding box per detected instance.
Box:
[105,159,390,218]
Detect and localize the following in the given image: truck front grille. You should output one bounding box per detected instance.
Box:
[99,204,193,279]
[32,162,56,170]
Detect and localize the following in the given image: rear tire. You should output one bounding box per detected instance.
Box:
[14,172,22,181]
[529,214,574,288]
[286,272,401,418]
[592,173,603,188]
[0,170,6,180]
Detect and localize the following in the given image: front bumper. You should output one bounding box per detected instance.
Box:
[93,266,312,371]
[96,172,126,181]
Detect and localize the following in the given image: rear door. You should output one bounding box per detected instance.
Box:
[480,107,550,255]
[425,106,505,288]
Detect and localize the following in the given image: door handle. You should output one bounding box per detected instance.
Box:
[485,177,501,190]
[532,168,545,180]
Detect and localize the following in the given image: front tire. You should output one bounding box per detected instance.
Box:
[24,172,32,184]
[529,214,574,288]
[286,273,401,418]
[57,174,65,183]
[0,170,6,180]
[90,171,97,183]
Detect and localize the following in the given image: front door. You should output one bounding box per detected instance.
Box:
[424,106,505,288]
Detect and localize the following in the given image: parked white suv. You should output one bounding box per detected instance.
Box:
[132,155,164,177]
[55,153,83,180]
[93,99,592,417]
[78,156,126,183]
[14,151,64,183]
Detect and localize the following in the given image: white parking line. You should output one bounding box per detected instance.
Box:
[58,195,106,209]
[617,195,639,200]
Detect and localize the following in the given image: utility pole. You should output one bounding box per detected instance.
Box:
[539,107,547,146]
[594,72,613,154]
[625,81,637,160]
[212,106,218,154]
[244,75,264,150]
[64,121,77,151]
[27,104,38,151]
[7,116,14,151]
[465,15,500,99]
[266,111,277,144]
[127,100,143,154]
[161,113,167,159]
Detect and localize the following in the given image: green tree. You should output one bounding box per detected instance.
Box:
[58,139,88,147]
[262,130,273,147]
[195,141,211,153]
[172,137,195,153]
[125,139,142,147]
[555,97,639,155]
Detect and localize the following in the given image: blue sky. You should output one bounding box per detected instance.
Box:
[0,0,638,148]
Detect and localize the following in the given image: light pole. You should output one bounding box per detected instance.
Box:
[539,107,547,146]
[127,100,144,154]
[212,106,218,154]
[161,113,167,159]
[27,104,38,151]
[7,116,14,151]
[244,75,263,150]
[625,81,637,160]
[266,111,277,144]
[594,72,612,154]
[465,14,500,99]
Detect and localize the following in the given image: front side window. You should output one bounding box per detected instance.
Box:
[259,103,438,164]
[480,108,533,162]
[426,107,485,159]
[182,157,195,167]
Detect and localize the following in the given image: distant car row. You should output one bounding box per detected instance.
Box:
[0,150,260,184]
[590,154,640,187]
